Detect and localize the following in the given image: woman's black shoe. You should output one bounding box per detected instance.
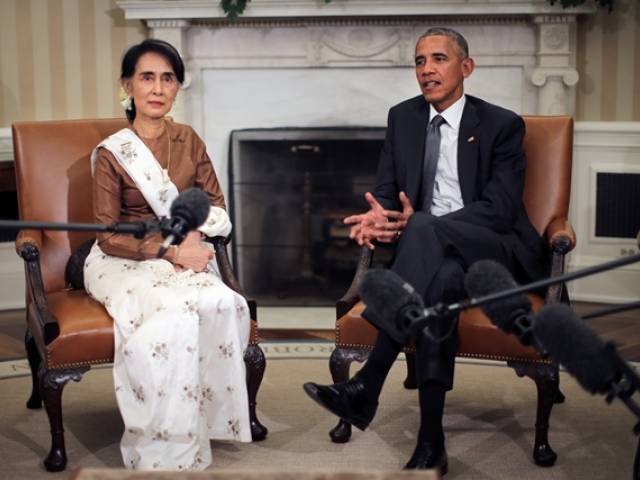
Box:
[404,441,448,475]
[302,377,377,430]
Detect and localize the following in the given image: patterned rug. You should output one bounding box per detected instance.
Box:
[1,353,638,480]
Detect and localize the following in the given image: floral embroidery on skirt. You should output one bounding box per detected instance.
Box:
[84,242,252,471]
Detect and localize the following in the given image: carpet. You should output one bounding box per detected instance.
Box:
[0,355,637,479]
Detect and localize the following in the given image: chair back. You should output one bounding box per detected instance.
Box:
[12,118,128,293]
[521,116,573,236]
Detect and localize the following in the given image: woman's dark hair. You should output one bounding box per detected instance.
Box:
[120,38,185,122]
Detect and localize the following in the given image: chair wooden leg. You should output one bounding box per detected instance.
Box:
[25,329,42,409]
[244,344,268,441]
[39,366,88,472]
[509,361,558,467]
[328,347,370,443]
[403,352,418,389]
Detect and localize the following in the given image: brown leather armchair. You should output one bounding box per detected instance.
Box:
[12,118,268,472]
[329,116,576,467]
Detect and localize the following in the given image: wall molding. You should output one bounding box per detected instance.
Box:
[0,128,12,162]
[568,121,640,303]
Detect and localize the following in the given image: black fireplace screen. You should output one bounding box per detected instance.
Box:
[229,128,392,306]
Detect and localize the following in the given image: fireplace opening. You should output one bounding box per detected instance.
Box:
[229,128,393,306]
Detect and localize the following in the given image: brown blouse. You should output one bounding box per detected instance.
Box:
[93,120,226,262]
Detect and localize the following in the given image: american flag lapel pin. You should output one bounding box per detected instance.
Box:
[467,136,475,143]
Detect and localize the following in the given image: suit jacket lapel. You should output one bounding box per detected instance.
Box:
[406,98,429,207]
[457,99,480,205]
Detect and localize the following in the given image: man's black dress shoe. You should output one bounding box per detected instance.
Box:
[404,442,448,475]
[302,377,377,431]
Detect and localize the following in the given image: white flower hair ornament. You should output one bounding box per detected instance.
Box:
[119,87,133,111]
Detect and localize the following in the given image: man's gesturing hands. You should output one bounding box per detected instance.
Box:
[343,191,415,250]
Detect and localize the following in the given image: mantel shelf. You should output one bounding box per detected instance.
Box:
[117,0,595,21]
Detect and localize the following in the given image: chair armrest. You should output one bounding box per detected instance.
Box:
[16,230,61,344]
[545,217,576,254]
[336,246,373,318]
[207,235,257,321]
[544,217,576,304]
[16,228,43,255]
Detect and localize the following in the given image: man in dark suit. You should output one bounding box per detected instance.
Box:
[304,27,547,474]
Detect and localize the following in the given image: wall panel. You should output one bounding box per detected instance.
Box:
[576,0,640,121]
[0,0,146,126]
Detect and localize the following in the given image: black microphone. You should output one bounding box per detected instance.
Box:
[358,269,458,344]
[534,303,620,394]
[534,304,640,436]
[464,259,548,356]
[157,188,211,258]
[358,269,427,344]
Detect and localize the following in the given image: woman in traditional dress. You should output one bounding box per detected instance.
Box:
[83,39,252,470]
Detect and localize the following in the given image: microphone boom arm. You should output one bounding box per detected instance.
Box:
[0,219,160,239]
[452,252,640,315]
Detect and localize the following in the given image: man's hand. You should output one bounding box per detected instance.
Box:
[344,192,388,250]
[374,191,414,243]
[174,231,214,272]
[343,192,414,250]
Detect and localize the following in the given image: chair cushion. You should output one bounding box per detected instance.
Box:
[33,290,259,369]
[336,294,548,363]
[40,290,115,369]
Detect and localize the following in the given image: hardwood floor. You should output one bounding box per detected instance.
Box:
[1,302,638,362]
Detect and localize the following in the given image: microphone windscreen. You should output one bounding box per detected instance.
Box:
[533,304,617,394]
[170,188,210,229]
[464,259,531,333]
[358,269,424,337]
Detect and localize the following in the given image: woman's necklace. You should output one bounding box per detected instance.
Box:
[137,120,172,184]
[161,119,172,184]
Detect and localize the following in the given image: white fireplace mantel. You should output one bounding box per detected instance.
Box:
[118,0,595,20]
[115,0,596,194]
[118,0,595,127]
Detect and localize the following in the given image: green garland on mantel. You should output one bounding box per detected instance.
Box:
[221,0,614,20]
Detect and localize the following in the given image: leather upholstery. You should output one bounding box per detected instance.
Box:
[521,116,573,236]
[13,119,259,370]
[335,116,573,364]
[13,119,129,293]
[336,295,545,363]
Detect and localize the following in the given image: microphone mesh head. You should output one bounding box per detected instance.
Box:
[170,188,211,229]
[464,259,531,332]
[358,269,424,343]
[534,304,617,394]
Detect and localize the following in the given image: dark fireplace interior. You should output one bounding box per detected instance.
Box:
[229,128,393,306]
[0,161,19,242]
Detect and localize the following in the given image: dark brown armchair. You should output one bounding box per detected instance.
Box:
[328,116,576,467]
[12,118,267,472]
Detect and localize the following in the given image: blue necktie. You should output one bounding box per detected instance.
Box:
[421,115,446,213]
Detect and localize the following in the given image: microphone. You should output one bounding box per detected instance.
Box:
[358,269,456,344]
[157,188,211,258]
[358,269,425,344]
[533,303,619,394]
[534,303,640,437]
[463,260,548,356]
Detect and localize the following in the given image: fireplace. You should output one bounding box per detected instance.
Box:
[229,127,393,305]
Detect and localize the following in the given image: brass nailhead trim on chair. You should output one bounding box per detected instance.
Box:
[335,342,552,364]
[47,355,113,370]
